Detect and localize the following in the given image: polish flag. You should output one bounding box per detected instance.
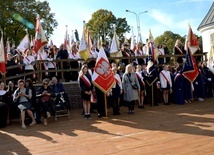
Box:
[34,16,48,53]
[0,32,6,75]
[92,47,115,93]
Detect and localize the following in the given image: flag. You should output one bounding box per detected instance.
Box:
[185,24,199,54]
[138,33,143,44]
[6,39,10,53]
[34,16,48,53]
[182,48,199,82]
[17,34,30,53]
[0,32,6,75]
[78,26,90,61]
[130,27,136,51]
[30,35,34,47]
[87,30,92,55]
[92,47,115,93]
[208,45,214,74]
[148,29,159,63]
[110,30,122,63]
[71,30,75,44]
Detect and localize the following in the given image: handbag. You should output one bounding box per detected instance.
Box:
[127,74,138,90]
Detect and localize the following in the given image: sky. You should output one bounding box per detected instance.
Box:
[44,0,213,47]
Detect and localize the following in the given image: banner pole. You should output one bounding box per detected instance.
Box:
[152,84,154,107]
[104,93,108,118]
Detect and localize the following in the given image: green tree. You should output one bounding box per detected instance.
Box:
[86,9,130,46]
[0,0,58,47]
[154,31,185,53]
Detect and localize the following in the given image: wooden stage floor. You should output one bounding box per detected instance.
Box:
[1,98,214,155]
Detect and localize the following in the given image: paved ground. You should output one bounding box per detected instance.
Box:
[0,98,214,155]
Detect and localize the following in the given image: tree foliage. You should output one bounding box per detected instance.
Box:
[154,31,185,53]
[86,9,130,45]
[0,0,58,47]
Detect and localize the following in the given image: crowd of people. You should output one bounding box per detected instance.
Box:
[0,77,69,129]
[0,37,214,129]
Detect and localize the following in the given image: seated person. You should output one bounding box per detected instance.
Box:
[50,77,64,93]
[50,77,70,109]
[0,82,10,127]
[37,79,55,126]
[13,79,36,129]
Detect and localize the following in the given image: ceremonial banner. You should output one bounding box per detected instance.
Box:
[79,28,90,61]
[148,29,159,63]
[185,24,199,54]
[92,47,115,93]
[17,34,30,53]
[34,16,48,53]
[0,32,6,75]
[182,48,199,82]
[110,30,122,63]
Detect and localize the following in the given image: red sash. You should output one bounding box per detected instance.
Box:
[25,56,30,62]
[81,75,91,89]
[135,72,145,86]
[115,77,120,86]
[160,71,170,86]
[39,54,48,70]
[175,46,183,54]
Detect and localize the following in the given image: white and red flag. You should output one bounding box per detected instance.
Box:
[17,34,30,54]
[92,47,115,93]
[182,24,199,82]
[185,24,199,54]
[0,32,6,75]
[34,16,48,53]
[130,27,136,51]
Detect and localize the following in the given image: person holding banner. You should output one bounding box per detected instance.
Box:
[79,65,93,119]
[159,64,173,105]
[122,64,140,114]
[109,67,122,115]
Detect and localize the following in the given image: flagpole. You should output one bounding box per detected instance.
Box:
[104,93,108,118]
[152,84,154,107]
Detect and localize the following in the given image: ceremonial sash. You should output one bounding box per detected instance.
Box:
[81,75,91,89]
[25,56,36,78]
[160,71,170,86]
[158,49,164,55]
[136,72,145,86]
[39,53,48,75]
[175,46,183,54]
[174,73,181,82]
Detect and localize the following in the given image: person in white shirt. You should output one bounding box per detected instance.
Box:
[88,45,98,69]
[69,44,80,81]
[135,43,145,65]
[37,48,48,79]
[23,49,35,81]
[159,65,172,105]
[143,39,149,64]
[135,65,146,108]
[109,67,122,115]
[47,48,58,79]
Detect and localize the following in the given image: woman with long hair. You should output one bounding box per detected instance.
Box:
[122,64,140,114]
[78,65,93,119]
